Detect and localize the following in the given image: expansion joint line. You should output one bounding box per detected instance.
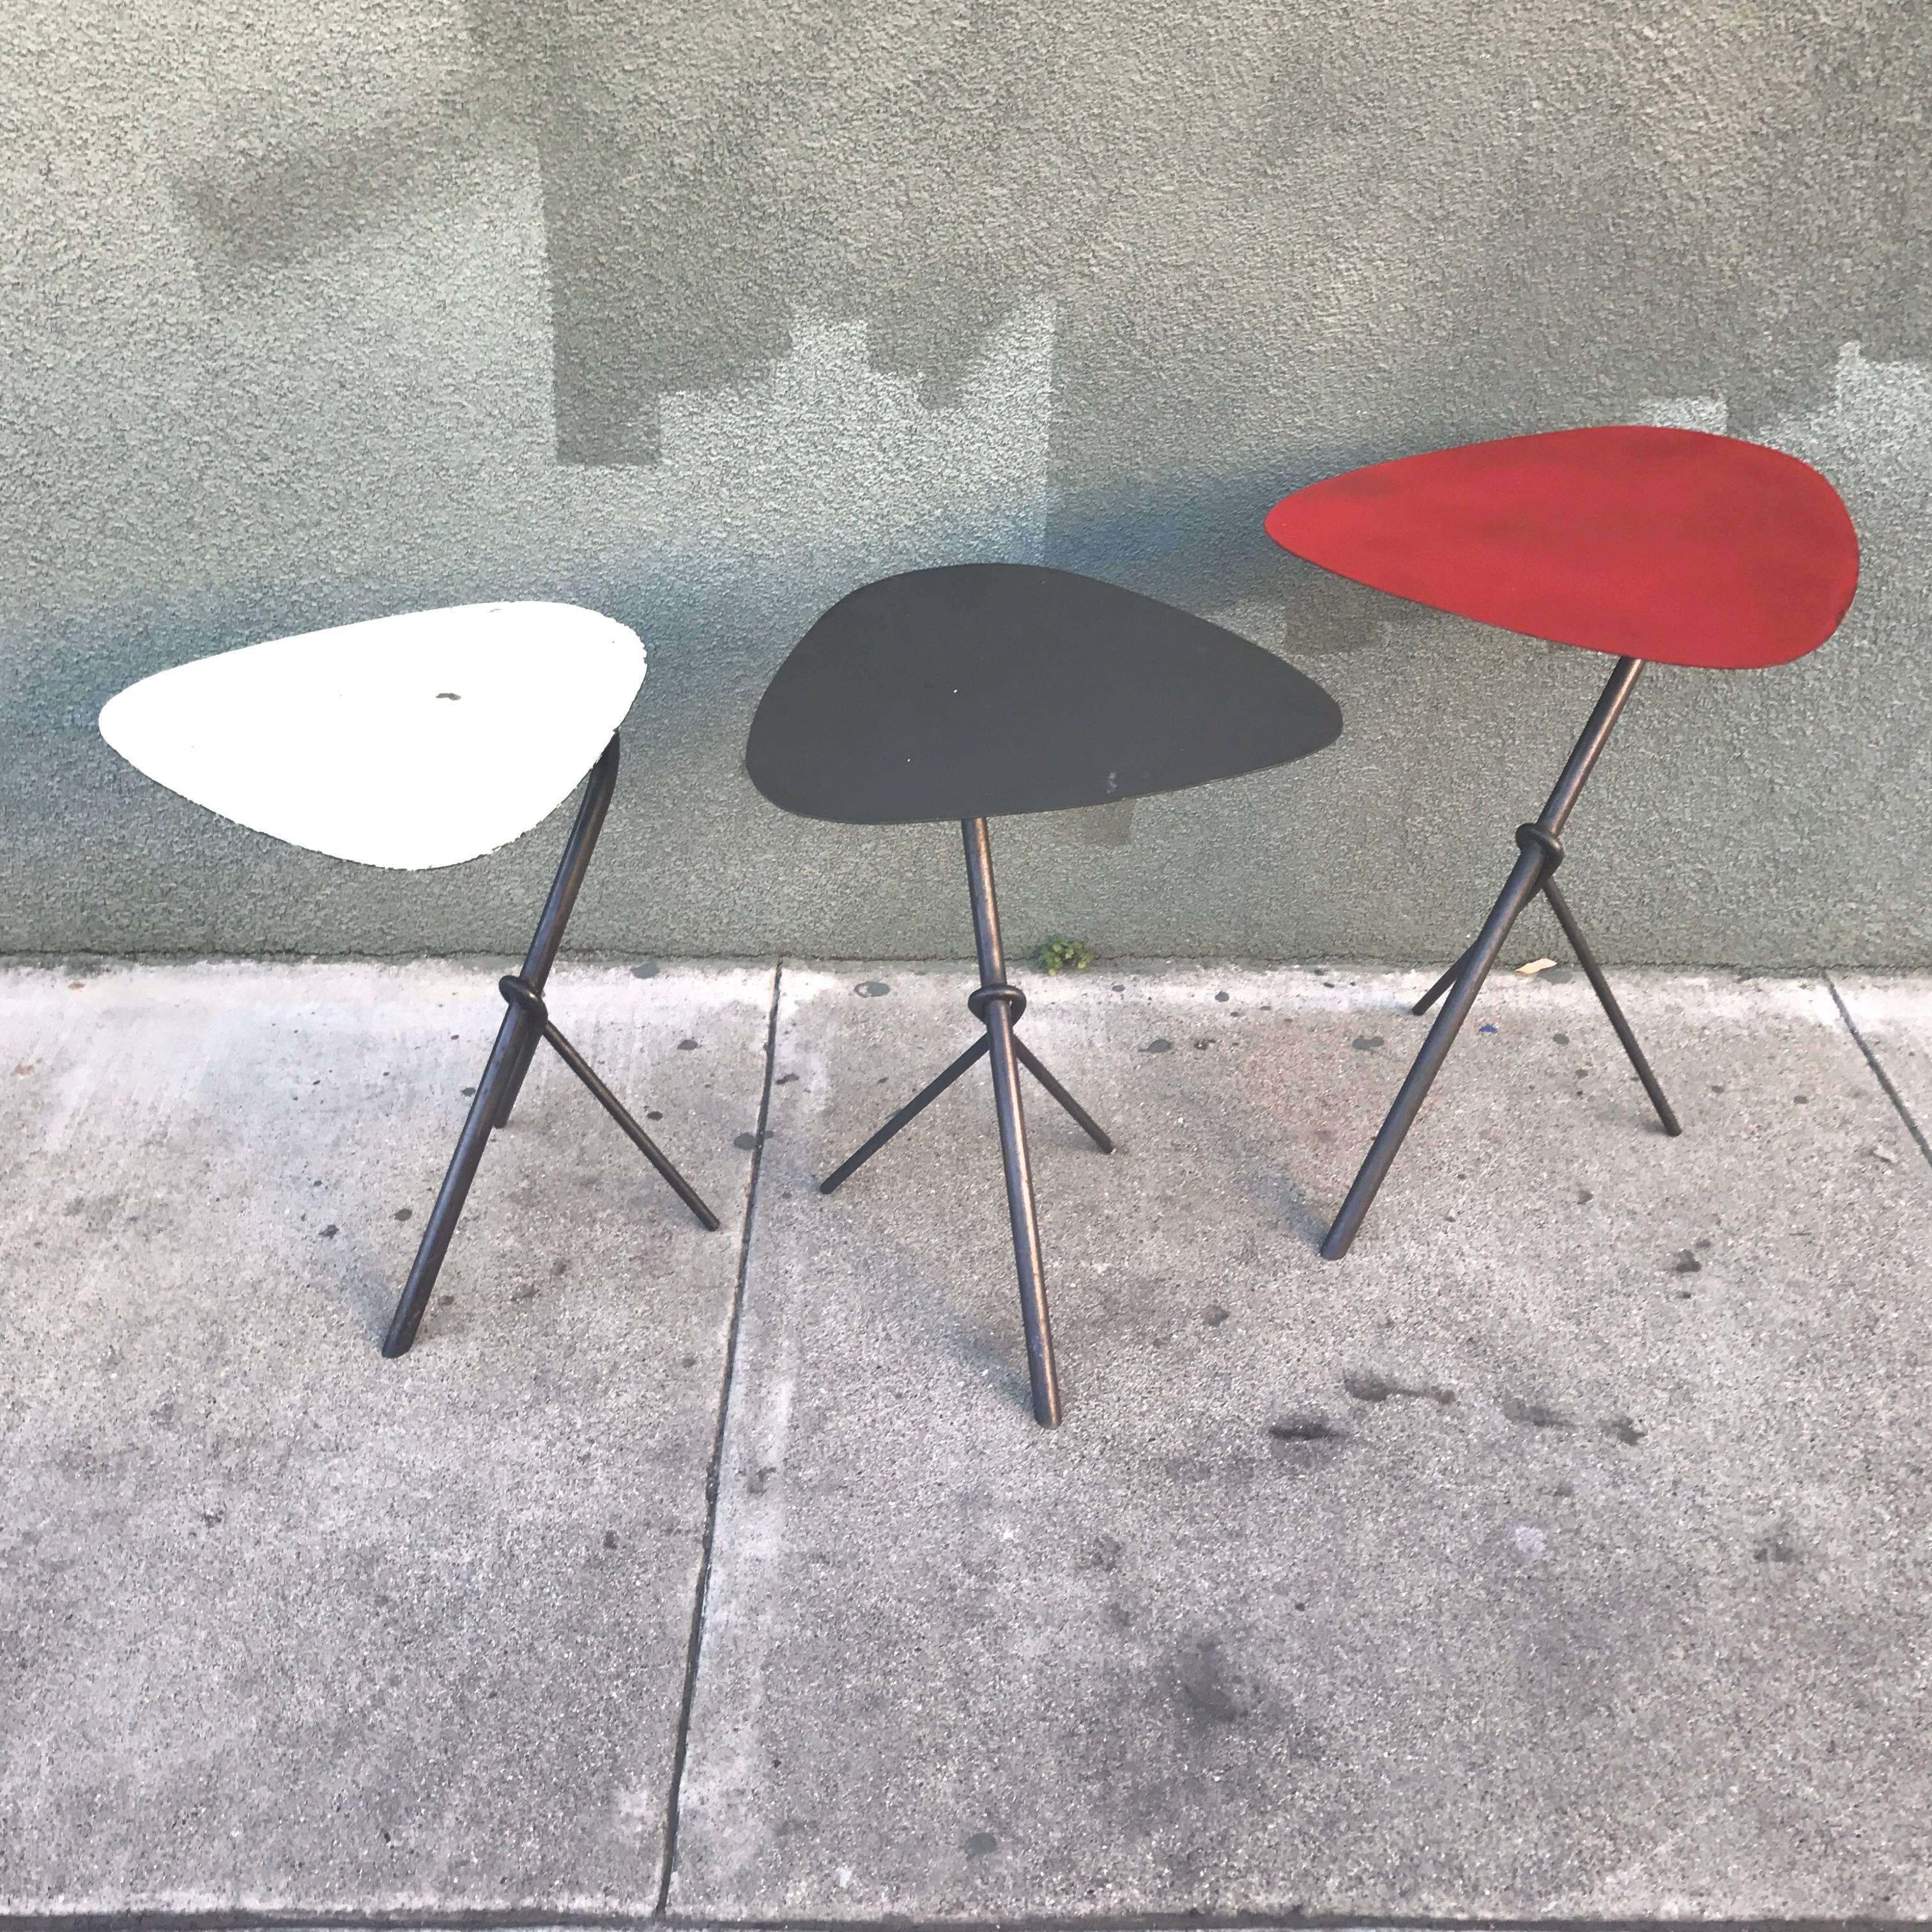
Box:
[655,959,783,1912]
[1826,972,1932,1170]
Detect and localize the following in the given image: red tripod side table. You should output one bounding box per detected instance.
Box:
[1264,426,1859,1259]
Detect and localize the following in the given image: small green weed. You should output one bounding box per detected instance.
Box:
[1038,935,1096,976]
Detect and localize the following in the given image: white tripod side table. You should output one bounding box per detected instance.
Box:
[100,601,720,1358]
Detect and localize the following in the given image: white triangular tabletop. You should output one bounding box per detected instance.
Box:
[100,602,645,869]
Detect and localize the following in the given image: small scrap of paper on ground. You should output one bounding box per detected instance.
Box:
[1515,958,1558,976]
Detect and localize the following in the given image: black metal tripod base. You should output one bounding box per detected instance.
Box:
[1322,657,1682,1262]
[380,735,720,1360]
[819,1018,1114,1197]
[817,820,1112,1427]
[1412,866,1681,1138]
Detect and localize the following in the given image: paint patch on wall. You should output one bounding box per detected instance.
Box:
[652,303,1055,569]
[1639,396,1729,434]
[463,0,1089,466]
[1059,799,1136,847]
[1752,344,1932,653]
[1624,347,1932,673]
[462,0,1932,665]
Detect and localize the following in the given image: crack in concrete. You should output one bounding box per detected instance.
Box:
[1825,973,1932,1171]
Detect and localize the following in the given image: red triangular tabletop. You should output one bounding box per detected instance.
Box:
[1265,426,1858,670]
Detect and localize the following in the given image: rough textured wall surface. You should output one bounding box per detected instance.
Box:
[3,0,1928,965]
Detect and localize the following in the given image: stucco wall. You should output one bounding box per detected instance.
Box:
[4,0,1928,966]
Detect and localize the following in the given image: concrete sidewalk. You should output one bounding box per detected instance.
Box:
[2,958,1928,1923]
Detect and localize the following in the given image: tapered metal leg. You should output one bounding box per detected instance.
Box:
[1541,876,1681,1136]
[499,977,721,1227]
[963,818,1061,1427]
[383,1001,533,1356]
[819,1036,992,1195]
[986,1009,1058,1426]
[1324,656,1650,1261]
[812,820,1102,1422]
[1321,840,1546,1262]
[1011,1038,1115,1153]
[1420,891,1676,1130]
[491,998,544,1131]
[494,733,622,1131]
[383,732,716,1360]
[1414,940,1478,1018]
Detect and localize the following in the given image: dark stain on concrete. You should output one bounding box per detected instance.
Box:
[1754,1521,1802,1565]
[1176,1635,1259,1724]
[1268,1414,1343,1446]
[1351,1034,1385,1051]
[1344,1370,1455,1407]
[854,981,891,998]
[1602,1414,1646,1446]
[1673,1249,1704,1274]
[963,1830,1000,1856]
[1202,1301,1229,1326]
[1501,1395,1574,1430]
[631,962,660,978]
[733,1130,760,1149]
[1141,1038,1172,1054]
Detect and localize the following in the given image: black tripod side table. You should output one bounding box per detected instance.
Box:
[746,563,1343,1425]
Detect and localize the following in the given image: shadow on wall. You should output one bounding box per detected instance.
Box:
[175,2,1932,620]
[178,88,493,277]
[457,0,1931,452]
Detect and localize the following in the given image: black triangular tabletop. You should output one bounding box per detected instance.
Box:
[746,564,1343,824]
